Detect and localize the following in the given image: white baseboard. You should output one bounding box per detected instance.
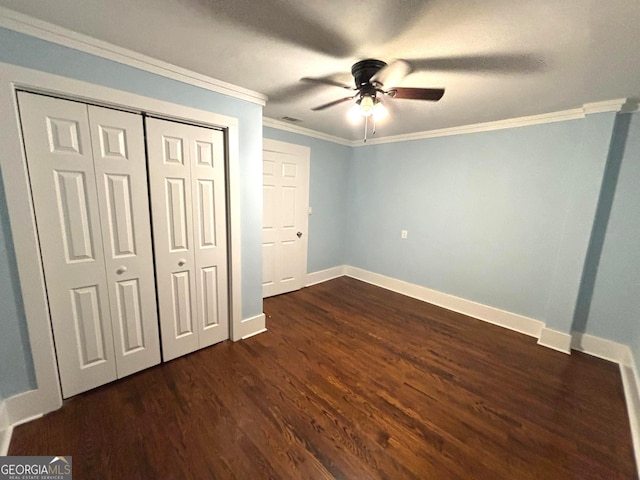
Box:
[312,266,639,471]
[0,400,11,455]
[0,426,12,456]
[567,330,640,465]
[4,388,54,429]
[570,331,629,363]
[242,328,267,340]
[0,400,7,431]
[345,266,544,338]
[234,313,266,341]
[620,347,640,475]
[537,327,572,354]
[306,265,347,287]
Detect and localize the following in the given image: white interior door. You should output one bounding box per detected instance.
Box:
[147,117,229,361]
[18,92,160,398]
[88,105,161,378]
[262,139,310,298]
[190,124,229,347]
[19,93,116,398]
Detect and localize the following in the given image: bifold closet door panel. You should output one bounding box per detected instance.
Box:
[190,125,229,347]
[17,92,117,397]
[146,117,229,362]
[18,92,161,398]
[146,118,199,361]
[88,105,161,378]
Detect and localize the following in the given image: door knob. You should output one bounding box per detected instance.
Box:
[116,266,127,275]
[178,259,186,266]
[297,231,303,238]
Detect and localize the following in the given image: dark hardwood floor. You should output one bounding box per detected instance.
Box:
[9,277,637,479]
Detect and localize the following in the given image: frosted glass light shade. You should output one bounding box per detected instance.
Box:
[359,95,375,117]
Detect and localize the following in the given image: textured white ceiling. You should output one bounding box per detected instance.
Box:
[2,0,639,140]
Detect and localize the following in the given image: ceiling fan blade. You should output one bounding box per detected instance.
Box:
[187,0,355,57]
[387,87,445,101]
[301,77,354,90]
[370,59,412,88]
[311,96,356,111]
[407,54,546,74]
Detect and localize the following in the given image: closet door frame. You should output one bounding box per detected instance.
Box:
[0,63,246,423]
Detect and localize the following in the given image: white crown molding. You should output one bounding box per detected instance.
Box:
[266,99,633,147]
[0,7,267,106]
[359,99,629,146]
[583,98,627,115]
[2,7,630,137]
[357,108,586,146]
[263,117,353,146]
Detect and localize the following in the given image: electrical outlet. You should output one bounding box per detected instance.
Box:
[401,230,408,239]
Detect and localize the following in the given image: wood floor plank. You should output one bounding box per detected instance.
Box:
[8,277,637,478]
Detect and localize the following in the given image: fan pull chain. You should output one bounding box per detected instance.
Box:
[363,114,378,142]
[364,115,368,142]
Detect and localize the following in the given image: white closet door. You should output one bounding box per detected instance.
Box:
[18,92,117,397]
[190,126,228,347]
[88,105,161,377]
[147,117,228,361]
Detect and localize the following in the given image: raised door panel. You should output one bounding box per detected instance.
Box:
[262,157,278,297]
[17,92,117,398]
[189,127,228,347]
[276,161,300,290]
[71,286,108,366]
[88,105,160,377]
[146,117,199,361]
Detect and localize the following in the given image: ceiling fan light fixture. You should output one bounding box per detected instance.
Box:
[347,103,362,123]
[359,94,375,117]
[373,102,388,120]
[348,101,388,121]
[307,58,445,141]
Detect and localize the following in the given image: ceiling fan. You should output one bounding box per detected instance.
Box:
[302,59,445,141]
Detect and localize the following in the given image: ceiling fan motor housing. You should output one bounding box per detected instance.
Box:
[352,59,387,88]
[309,58,444,112]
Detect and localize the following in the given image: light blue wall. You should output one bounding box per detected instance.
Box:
[346,116,616,331]
[0,178,34,398]
[1,24,637,402]
[544,113,618,332]
[0,28,264,397]
[584,112,640,360]
[263,127,350,272]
